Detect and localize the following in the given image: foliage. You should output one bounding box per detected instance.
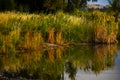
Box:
[0,0,15,11]
[0,11,119,53]
[0,0,99,13]
[108,0,120,22]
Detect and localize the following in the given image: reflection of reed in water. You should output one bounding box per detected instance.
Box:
[48,49,55,62]
[56,47,64,59]
[64,45,117,75]
[0,45,117,79]
[0,51,43,72]
[92,45,117,74]
[47,47,64,62]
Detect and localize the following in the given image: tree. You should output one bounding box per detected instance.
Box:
[79,0,97,8]
[0,0,15,11]
[0,0,99,12]
[71,0,80,9]
[108,0,120,22]
[79,0,88,8]
[65,0,98,12]
[43,0,64,13]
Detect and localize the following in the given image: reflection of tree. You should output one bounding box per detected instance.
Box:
[64,46,94,71]
[0,45,117,79]
[64,45,117,75]
[65,61,76,80]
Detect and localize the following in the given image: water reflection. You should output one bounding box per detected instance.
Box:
[0,45,118,80]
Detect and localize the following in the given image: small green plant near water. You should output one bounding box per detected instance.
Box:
[0,11,119,53]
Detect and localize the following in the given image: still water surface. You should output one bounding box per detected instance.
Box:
[0,45,120,80]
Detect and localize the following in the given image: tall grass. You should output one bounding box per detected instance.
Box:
[0,11,119,53]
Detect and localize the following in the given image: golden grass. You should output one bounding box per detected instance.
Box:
[68,16,83,26]
[56,30,64,45]
[48,27,55,44]
[95,26,107,43]
[0,11,119,54]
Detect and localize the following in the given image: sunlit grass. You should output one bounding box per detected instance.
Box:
[0,11,119,53]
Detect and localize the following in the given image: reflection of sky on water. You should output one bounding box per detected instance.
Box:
[115,50,120,68]
[65,50,120,80]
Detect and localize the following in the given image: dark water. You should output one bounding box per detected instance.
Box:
[0,45,120,80]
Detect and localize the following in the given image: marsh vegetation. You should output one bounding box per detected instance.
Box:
[0,11,120,53]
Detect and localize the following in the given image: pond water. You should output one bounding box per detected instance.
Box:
[0,45,120,80]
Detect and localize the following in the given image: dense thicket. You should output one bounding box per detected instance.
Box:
[0,0,97,13]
